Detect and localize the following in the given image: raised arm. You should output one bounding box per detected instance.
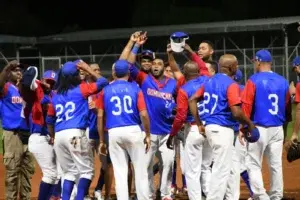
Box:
[167,44,184,81]
[183,44,209,77]
[127,32,148,64]
[119,32,141,60]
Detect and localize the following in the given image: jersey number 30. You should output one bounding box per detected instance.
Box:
[56,102,76,123]
[110,95,134,116]
[268,94,279,115]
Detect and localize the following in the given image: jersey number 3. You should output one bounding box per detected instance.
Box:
[268,94,279,115]
[110,95,134,116]
[56,102,76,123]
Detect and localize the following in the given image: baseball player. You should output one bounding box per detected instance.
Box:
[0,61,35,200]
[290,56,300,143]
[46,60,108,200]
[127,35,178,200]
[96,59,151,200]
[231,69,253,199]
[87,62,113,200]
[242,49,292,199]
[166,60,210,200]
[21,67,60,200]
[189,54,257,200]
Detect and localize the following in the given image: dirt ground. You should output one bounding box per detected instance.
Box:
[1,148,300,200]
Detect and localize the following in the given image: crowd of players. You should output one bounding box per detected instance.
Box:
[0,31,300,200]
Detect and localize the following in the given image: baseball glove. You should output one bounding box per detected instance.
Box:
[285,141,300,163]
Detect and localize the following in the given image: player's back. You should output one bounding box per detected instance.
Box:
[202,73,237,127]
[249,72,289,126]
[181,75,209,122]
[103,80,142,129]
[51,85,89,132]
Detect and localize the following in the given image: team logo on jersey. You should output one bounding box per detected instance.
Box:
[11,96,23,104]
[147,88,172,100]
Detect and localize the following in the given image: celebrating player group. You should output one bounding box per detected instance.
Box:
[0,31,300,200]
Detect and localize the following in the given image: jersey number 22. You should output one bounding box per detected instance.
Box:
[56,102,76,123]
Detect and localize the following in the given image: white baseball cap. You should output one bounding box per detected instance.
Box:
[170,32,189,53]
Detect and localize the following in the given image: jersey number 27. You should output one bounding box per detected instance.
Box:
[110,95,134,116]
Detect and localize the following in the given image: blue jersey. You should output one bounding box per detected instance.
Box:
[130,66,177,134]
[0,82,29,131]
[200,73,241,128]
[99,80,145,129]
[181,76,209,123]
[243,72,289,127]
[46,77,108,132]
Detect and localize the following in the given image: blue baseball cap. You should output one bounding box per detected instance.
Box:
[234,69,243,82]
[254,49,272,62]
[170,32,189,53]
[141,50,155,60]
[43,70,57,81]
[292,56,300,67]
[114,59,129,77]
[61,61,78,76]
[245,127,260,143]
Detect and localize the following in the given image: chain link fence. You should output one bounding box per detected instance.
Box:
[0,46,299,83]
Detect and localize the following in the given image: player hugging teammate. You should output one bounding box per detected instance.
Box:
[1,31,298,200]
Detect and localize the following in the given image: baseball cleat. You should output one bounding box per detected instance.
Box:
[94,190,104,200]
[171,184,177,195]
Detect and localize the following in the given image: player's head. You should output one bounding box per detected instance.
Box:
[253,49,272,72]
[87,62,101,82]
[219,54,238,77]
[234,69,243,84]
[164,62,174,78]
[42,70,57,93]
[151,58,165,79]
[140,49,155,73]
[292,56,300,75]
[113,59,129,80]
[205,60,218,76]
[9,64,23,83]
[56,61,81,94]
[198,40,214,61]
[182,61,199,80]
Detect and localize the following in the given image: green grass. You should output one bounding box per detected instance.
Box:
[0,107,296,155]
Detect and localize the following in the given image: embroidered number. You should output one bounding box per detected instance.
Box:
[56,102,76,123]
[198,92,218,115]
[110,95,134,116]
[268,94,279,115]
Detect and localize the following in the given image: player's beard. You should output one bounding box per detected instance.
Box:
[151,68,164,79]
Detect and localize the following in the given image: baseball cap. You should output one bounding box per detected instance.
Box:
[292,56,300,67]
[254,49,272,62]
[114,59,129,77]
[61,61,78,76]
[43,70,57,81]
[170,32,189,53]
[245,127,260,143]
[141,50,155,60]
[234,69,243,82]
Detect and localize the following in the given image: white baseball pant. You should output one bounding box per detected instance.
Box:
[145,133,175,199]
[224,144,240,200]
[54,129,94,182]
[205,124,234,200]
[28,134,59,184]
[108,125,149,200]
[246,126,284,200]
[183,124,212,200]
[235,136,248,173]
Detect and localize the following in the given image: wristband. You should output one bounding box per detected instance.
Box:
[131,44,140,55]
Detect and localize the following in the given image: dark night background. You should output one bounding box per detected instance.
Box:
[0,0,299,36]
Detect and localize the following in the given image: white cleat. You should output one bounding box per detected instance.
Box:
[94,190,104,200]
